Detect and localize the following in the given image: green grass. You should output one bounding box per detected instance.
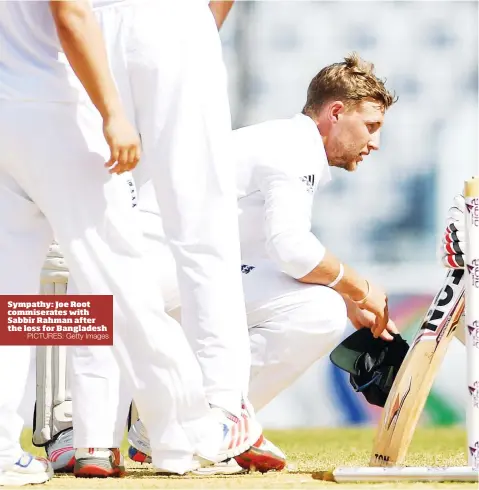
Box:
[18,427,477,489]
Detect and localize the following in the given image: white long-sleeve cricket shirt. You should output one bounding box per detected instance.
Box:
[233,113,331,279]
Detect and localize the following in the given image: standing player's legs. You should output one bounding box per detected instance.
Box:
[35,178,136,476]
[0,100,252,475]
[66,224,178,477]
[36,264,138,476]
[0,170,55,486]
[125,1,251,416]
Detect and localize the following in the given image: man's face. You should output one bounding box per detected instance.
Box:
[323,99,385,172]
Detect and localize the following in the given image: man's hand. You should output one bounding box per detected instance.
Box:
[440,194,465,269]
[353,283,390,339]
[346,296,397,341]
[103,115,141,174]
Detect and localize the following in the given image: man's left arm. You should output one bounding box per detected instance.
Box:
[209,1,235,30]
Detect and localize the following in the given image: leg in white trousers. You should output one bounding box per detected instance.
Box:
[68,345,131,450]
[94,1,251,416]
[0,100,224,474]
[0,346,34,469]
[66,219,180,450]
[0,161,53,470]
[241,260,348,411]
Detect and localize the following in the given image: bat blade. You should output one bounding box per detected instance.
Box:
[370,268,465,467]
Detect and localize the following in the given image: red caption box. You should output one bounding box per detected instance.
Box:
[0,295,113,346]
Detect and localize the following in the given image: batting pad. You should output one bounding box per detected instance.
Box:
[33,241,72,445]
[33,346,72,446]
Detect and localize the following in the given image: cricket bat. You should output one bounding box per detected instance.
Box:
[370,268,465,467]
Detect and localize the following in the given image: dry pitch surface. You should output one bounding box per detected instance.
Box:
[18,427,478,490]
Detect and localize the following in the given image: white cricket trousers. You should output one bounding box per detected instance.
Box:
[0,101,226,474]
[93,0,250,416]
[70,200,348,448]
[240,259,348,411]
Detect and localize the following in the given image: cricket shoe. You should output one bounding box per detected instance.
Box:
[234,435,287,473]
[191,458,247,475]
[128,406,264,473]
[74,448,125,478]
[45,428,75,472]
[127,420,200,474]
[128,453,247,477]
[233,398,287,473]
[127,420,151,464]
[0,452,53,486]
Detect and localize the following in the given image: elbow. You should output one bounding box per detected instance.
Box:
[265,232,324,280]
[265,238,300,279]
[50,1,90,34]
[296,273,311,284]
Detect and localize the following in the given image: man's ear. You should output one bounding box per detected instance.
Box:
[328,101,345,123]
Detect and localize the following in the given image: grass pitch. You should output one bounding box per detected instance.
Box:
[19,427,477,489]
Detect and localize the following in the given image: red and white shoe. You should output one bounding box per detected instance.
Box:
[74,448,125,478]
[128,407,263,470]
[128,405,285,474]
[199,406,263,465]
[127,420,152,464]
[45,428,75,473]
[233,398,287,473]
[234,436,287,473]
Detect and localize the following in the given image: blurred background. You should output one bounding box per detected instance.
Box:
[218,0,478,429]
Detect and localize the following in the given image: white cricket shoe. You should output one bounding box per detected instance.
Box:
[46,428,75,472]
[0,452,53,486]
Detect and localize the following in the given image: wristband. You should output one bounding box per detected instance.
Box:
[354,280,370,304]
[327,263,344,288]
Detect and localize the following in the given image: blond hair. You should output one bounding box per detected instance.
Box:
[302,52,397,115]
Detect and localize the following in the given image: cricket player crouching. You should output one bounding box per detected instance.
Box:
[36,53,399,477]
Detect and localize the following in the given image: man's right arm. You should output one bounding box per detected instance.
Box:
[298,250,391,339]
[49,0,140,173]
[257,163,390,338]
[50,0,121,121]
[298,250,369,302]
